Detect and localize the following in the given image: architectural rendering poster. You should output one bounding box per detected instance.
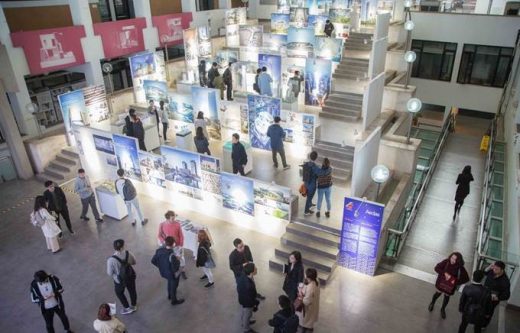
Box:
[168,92,194,123]
[226,24,240,47]
[287,27,315,58]
[154,51,167,83]
[200,155,221,195]
[307,0,333,14]
[92,134,115,155]
[143,80,168,106]
[271,14,290,35]
[277,0,291,13]
[197,26,212,59]
[225,7,247,25]
[258,54,282,98]
[231,61,258,94]
[239,25,264,47]
[361,0,379,21]
[183,28,199,68]
[138,151,166,188]
[329,8,351,38]
[92,18,146,59]
[82,85,110,124]
[129,52,157,103]
[191,87,222,140]
[112,134,141,181]
[270,34,288,48]
[338,196,385,276]
[240,105,249,133]
[289,7,309,28]
[58,90,86,145]
[305,58,332,106]
[314,37,343,62]
[308,15,329,36]
[221,172,254,216]
[332,0,349,8]
[254,181,291,220]
[281,65,304,103]
[161,146,203,200]
[216,50,239,71]
[247,95,281,150]
[282,111,316,146]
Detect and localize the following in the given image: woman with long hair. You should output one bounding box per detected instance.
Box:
[428,252,469,319]
[31,195,61,253]
[93,303,126,333]
[283,251,304,301]
[196,229,214,288]
[453,165,474,220]
[194,111,209,139]
[316,157,333,218]
[296,268,320,332]
[194,126,211,155]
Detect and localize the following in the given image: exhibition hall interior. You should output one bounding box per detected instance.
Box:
[0,0,519,332]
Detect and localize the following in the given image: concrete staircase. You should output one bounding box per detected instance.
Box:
[344,32,373,51]
[312,140,354,184]
[321,90,363,121]
[36,147,80,185]
[269,216,341,286]
[332,57,370,81]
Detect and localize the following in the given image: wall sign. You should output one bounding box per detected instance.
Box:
[93,18,146,59]
[152,13,193,47]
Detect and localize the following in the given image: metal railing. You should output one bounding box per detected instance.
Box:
[385,112,454,257]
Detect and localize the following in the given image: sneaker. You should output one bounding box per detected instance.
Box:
[181,272,188,280]
[304,210,314,216]
[204,282,214,288]
[171,299,185,305]
[120,307,134,315]
[283,165,291,170]
[316,212,320,218]
[311,203,316,207]
[96,218,103,223]
[325,211,330,218]
[142,218,149,226]
[131,221,136,226]
[131,305,137,312]
[69,231,75,235]
[81,216,90,221]
[200,275,208,280]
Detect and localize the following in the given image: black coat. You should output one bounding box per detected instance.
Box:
[229,245,253,278]
[484,271,511,301]
[133,120,145,140]
[43,186,68,212]
[151,247,180,280]
[455,173,474,202]
[434,259,469,295]
[237,273,259,308]
[124,115,134,137]
[30,275,65,312]
[196,240,211,267]
[268,308,294,333]
[231,142,248,167]
[459,283,492,324]
[283,261,304,301]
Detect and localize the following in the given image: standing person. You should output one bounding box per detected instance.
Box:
[316,158,333,218]
[196,229,215,288]
[268,295,299,333]
[213,71,226,100]
[288,71,304,100]
[30,270,73,333]
[324,19,335,37]
[267,116,290,170]
[106,239,137,315]
[283,251,304,302]
[159,100,170,142]
[428,252,470,319]
[43,181,73,235]
[296,268,320,333]
[131,113,147,151]
[74,169,103,223]
[31,196,61,253]
[157,210,187,279]
[301,151,323,216]
[198,59,207,87]
[223,62,233,101]
[151,236,185,305]
[454,165,474,220]
[123,109,135,137]
[207,62,218,88]
[194,126,211,155]
[237,263,260,333]
[482,261,511,328]
[194,111,209,139]
[115,168,148,227]
[253,68,262,94]
[229,238,266,300]
[93,303,126,333]
[148,99,160,136]
[231,133,248,176]
[258,66,273,96]
[458,270,492,333]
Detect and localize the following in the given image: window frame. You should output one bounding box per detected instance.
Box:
[411,39,457,82]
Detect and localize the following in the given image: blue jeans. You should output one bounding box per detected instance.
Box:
[317,187,332,212]
[304,183,316,213]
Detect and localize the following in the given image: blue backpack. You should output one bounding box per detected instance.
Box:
[275,313,299,333]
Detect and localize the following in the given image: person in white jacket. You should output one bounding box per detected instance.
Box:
[31,196,62,253]
[93,303,126,333]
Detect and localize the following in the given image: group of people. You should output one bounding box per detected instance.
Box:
[199,61,234,101]
[123,108,147,151]
[300,151,334,217]
[254,66,274,97]
[148,99,171,143]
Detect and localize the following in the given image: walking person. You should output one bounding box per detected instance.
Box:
[123,109,135,138]
[148,99,160,137]
[106,239,137,315]
[31,196,62,253]
[253,68,261,94]
[267,116,290,170]
[151,236,185,305]
[231,133,248,176]
[207,62,218,88]
[458,270,492,333]
[223,62,233,101]
[283,251,304,302]
[159,100,170,142]
[301,151,323,216]
[454,165,474,220]
[428,252,470,319]
[157,210,187,279]
[229,238,266,299]
[324,19,335,37]
[482,261,511,328]
[258,66,273,96]
[30,270,73,333]
[199,59,207,87]
[316,158,333,218]
[115,168,148,227]
[44,180,74,235]
[194,126,211,155]
[268,295,299,333]
[194,111,209,139]
[237,263,260,333]
[74,168,103,223]
[196,229,215,288]
[295,268,321,333]
[131,113,147,151]
[93,303,126,333]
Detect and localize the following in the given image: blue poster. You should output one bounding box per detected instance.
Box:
[58,90,86,145]
[305,58,332,106]
[308,15,329,36]
[221,172,254,216]
[314,37,343,62]
[143,80,168,105]
[258,54,282,99]
[247,95,281,150]
[287,27,315,58]
[191,86,222,140]
[168,93,194,123]
[161,146,202,190]
[338,197,385,276]
[307,0,332,14]
[129,52,156,79]
[112,134,141,181]
[270,34,288,48]
[271,13,290,35]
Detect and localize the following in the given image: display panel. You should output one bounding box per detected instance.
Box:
[93,134,115,155]
[329,8,351,38]
[129,51,166,103]
[308,15,329,37]
[254,181,291,220]
[281,65,304,103]
[287,27,315,58]
[191,87,222,140]
[239,25,264,47]
[82,85,110,124]
[305,58,332,106]
[200,155,221,195]
[282,111,316,146]
[197,26,212,59]
[307,0,333,14]
[271,13,290,35]
[221,172,254,216]
[226,25,240,47]
[225,7,247,25]
[247,95,281,150]
[112,134,142,181]
[183,28,199,68]
[168,93,194,123]
[143,80,168,105]
[58,90,86,145]
[314,37,343,62]
[162,146,203,200]
[289,7,309,28]
[139,151,166,188]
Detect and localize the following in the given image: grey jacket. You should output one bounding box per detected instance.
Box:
[74,176,93,199]
[107,250,137,284]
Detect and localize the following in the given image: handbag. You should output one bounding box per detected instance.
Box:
[298,183,307,197]
[437,262,457,294]
[202,247,216,269]
[293,297,304,312]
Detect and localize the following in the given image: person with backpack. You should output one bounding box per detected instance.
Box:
[267,116,290,170]
[458,270,492,333]
[223,62,233,101]
[196,229,215,288]
[115,169,148,227]
[301,151,324,216]
[151,236,185,305]
[106,239,137,315]
[31,196,62,253]
[268,295,299,333]
[316,158,333,218]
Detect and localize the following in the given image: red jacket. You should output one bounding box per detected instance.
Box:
[157,220,184,247]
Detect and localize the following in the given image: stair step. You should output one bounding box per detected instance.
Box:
[335,65,369,72]
[326,96,363,105]
[332,73,369,80]
[274,243,337,273]
[322,106,361,117]
[41,168,65,180]
[341,57,370,63]
[61,148,79,159]
[351,32,373,37]
[49,161,72,173]
[329,91,364,100]
[286,222,341,247]
[35,173,62,184]
[314,140,355,153]
[324,99,362,110]
[320,111,359,122]
[269,256,331,286]
[282,233,339,260]
[55,153,78,166]
[315,155,353,171]
[292,216,342,235]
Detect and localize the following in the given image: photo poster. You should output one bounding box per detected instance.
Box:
[338,196,385,276]
[143,80,168,107]
[332,0,349,8]
[269,34,288,49]
[287,27,315,58]
[58,90,86,145]
[200,154,222,196]
[281,64,304,103]
[183,28,199,68]
[289,7,309,28]
[282,111,316,145]
[154,50,167,82]
[92,133,118,170]
[161,145,203,200]
[168,92,194,123]
[240,104,249,133]
[191,86,222,140]
[231,61,258,94]
[197,26,212,59]
[226,24,240,47]
[82,85,109,124]
[221,172,254,216]
[247,95,281,150]
[239,25,264,47]
[138,151,166,188]
[314,37,343,62]
[305,58,332,106]
[112,134,142,181]
[271,13,290,35]
[277,0,291,13]
[216,49,239,71]
[72,126,84,156]
[307,0,333,14]
[129,52,157,103]
[329,8,351,38]
[254,181,291,220]
[225,7,247,25]
[308,15,329,37]
[258,54,282,98]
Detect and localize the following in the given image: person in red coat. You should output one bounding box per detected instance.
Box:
[428,252,469,319]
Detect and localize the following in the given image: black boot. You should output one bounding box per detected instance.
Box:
[429,292,441,311]
[440,295,450,319]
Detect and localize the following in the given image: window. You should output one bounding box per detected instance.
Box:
[411,40,457,81]
[97,0,134,21]
[156,45,185,61]
[197,0,217,11]
[101,58,133,94]
[457,44,514,88]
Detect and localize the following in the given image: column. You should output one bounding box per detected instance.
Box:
[133,0,159,52]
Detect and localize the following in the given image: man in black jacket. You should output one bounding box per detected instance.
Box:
[231,133,248,176]
[124,108,136,137]
[268,295,299,333]
[223,62,233,101]
[43,181,74,235]
[131,113,147,151]
[151,236,184,305]
[229,238,266,298]
[237,263,259,333]
[458,270,492,333]
[483,261,511,327]
[30,270,74,333]
[207,62,218,88]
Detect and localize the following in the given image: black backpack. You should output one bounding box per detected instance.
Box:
[115,179,136,201]
[275,312,299,333]
[301,162,312,182]
[112,251,136,285]
[465,287,491,324]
